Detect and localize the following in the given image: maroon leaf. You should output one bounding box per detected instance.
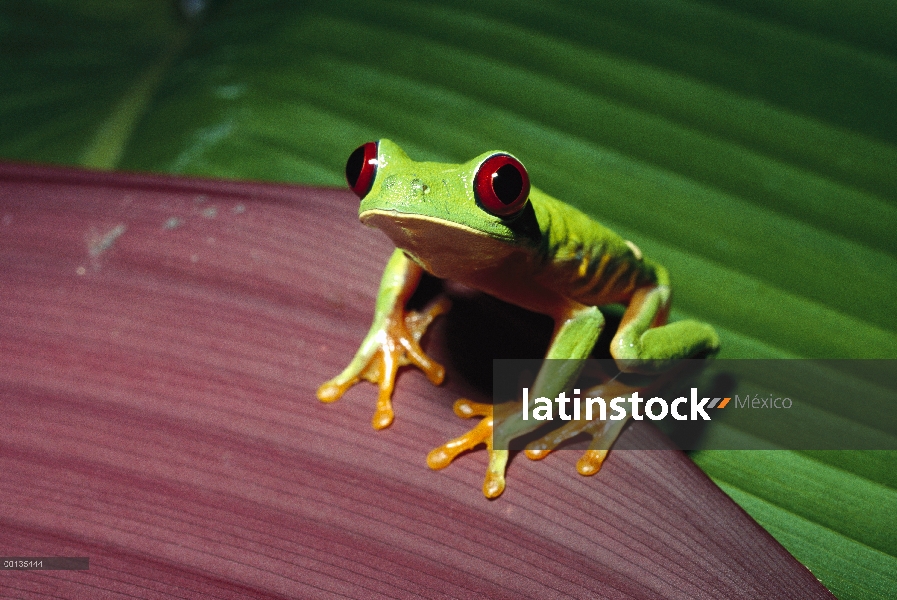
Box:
[0,164,832,598]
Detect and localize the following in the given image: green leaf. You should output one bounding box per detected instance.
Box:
[2,0,895,596]
[0,1,184,167]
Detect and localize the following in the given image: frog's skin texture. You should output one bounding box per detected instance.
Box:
[317,139,720,498]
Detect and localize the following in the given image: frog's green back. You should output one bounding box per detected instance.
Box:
[527,187,667,306]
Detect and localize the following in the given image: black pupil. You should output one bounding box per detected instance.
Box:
[492,164,523,204]
[346,145,365,188]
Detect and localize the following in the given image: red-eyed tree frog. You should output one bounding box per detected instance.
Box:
[317,140,720,498]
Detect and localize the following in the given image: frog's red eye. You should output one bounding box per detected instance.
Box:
[346,141,378,198]
[473,153,530,217]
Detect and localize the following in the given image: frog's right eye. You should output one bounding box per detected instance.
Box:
[346,141,378,198]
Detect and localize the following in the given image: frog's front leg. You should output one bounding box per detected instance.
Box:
[428,304,605,498]
[317,249,448,429]
[426,398,517,498]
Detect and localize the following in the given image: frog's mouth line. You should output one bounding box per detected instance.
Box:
[358,208,516,243]
[360,209,486,235]
[358,209,519,278]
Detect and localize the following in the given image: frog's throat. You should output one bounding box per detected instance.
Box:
[359,209,519,278]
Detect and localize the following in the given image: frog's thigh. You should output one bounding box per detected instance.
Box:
[611,286,719,373]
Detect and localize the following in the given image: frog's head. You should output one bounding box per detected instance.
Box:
[347,139,540,277]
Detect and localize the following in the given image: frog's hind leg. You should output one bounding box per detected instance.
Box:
[611,285,719,373]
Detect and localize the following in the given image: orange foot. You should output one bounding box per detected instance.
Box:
[524,378,640,475]
[427,399,519,498]
[317,297,450,429]
[524,416,630,476]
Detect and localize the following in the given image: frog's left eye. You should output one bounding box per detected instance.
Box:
[346,141,378,198]
[473,153,530,217]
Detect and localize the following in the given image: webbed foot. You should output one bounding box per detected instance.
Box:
[427,399,518,498]
[524,378,641,475]
[317,297,450,429]
[524,416,629,476]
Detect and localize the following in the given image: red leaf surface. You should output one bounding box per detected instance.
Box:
[0,164,832,598]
